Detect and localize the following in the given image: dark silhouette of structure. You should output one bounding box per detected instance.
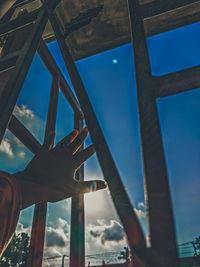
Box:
[1,0,200,266]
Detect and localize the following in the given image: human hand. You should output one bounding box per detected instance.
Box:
[15,127,107,207]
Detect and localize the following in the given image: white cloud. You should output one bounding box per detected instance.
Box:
[43,218,70,259]
[97,219,106,225]
[45,227,68,248]
[14,104,34,120]
[0,104,35,160]
[0,138,14,157]
[13,104,44,141]
[131,202,146,220]
[87,220,127,253]
[134,207,146,219]
[47,199,71,229]
[16,222,32,237]
[0,104,44,169]
[138,202,145,208]
[44,217,70,249]
[57,217,70,234]
[17,217,70,259]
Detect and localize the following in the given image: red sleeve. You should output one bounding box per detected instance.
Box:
[0,171,22,257]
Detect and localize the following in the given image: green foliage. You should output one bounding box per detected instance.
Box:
[0,232,30,267]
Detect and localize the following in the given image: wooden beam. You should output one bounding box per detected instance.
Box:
[8,115,41,154]
[37,40,83,119]
[0,0,16,20]
[144,1,200,37]
[0,9,39,37]
[27,203,47,267]
[154,66,200,98]
[49,10,151,266]
[70,115,85,267]
[0,5,48,143]
[141,0,200,18]
[127,0,178,266]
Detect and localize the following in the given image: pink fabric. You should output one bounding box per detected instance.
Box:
[0,171,21,257]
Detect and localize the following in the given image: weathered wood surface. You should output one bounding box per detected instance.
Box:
[144,1,200,37]
[1,0,200,60]
[0,0,16,19]
[154,66,200,98]
[49,0,200,60]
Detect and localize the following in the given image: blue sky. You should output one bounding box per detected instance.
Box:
[0,21,200,258]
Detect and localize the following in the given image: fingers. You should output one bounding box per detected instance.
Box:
[75,180,107,195]
[68,127,89,154]
[73,144,96,169]
[56,129,79,148]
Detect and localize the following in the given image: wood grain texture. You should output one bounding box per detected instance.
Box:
[44,0,200,60]
[2,0,200,60]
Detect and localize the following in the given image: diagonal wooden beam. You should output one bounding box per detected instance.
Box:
[0,0,16,20]
[0,4,48,143]
[8,115,41,154]
[37,40,84,119]
[49,10,149,266]
[0,9,39,37]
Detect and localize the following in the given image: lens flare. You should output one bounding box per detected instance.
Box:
[90,181,97,192]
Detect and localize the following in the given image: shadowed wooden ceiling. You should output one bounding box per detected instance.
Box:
[2,0,200,60]
[45,0,200,60]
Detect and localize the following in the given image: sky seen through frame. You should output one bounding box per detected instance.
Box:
[0,21,200,259]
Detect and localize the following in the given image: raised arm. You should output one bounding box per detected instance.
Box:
[0,127,106,257]
[15,127,106,208]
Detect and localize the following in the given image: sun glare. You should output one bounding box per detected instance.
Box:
[84,189,107,216]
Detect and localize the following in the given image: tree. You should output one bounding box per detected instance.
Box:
[194,236,200,256]
[0,232,30,266]
[118,247,131,263]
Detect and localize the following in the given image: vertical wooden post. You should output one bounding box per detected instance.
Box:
[70,114,85,267]
[127,0,178,266]
[28,202,48,267]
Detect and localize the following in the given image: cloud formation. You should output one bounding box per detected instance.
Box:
[14,104,34,120]
[0,104,45,170]
[134,207,146,219]
[13,104,44,141]
[44,218,70,259]
[138,202,145,208]
[89,220,125,245]
[17,216,70,259]
[45,227,67,248]
[132,202,146,220]
[0,139,14,157]
[47,200,71,229]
